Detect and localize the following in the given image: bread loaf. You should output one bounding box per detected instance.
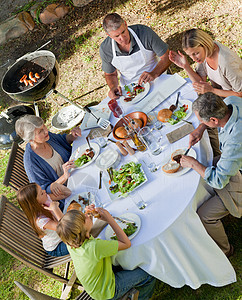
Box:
[115,126,128,138]
[162,162,180,173]
[171,149,185,163]
[157,109,173,122]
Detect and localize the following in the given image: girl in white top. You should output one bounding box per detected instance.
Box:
[17,183,69,256]
[169,28,242,98]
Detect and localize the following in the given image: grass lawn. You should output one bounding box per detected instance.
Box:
[0,0,241,299]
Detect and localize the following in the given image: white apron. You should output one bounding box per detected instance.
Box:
[111,27,158,85]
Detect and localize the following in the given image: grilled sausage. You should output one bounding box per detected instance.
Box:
[20,74,27,83]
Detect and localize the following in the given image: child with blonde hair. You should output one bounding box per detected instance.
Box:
[57,206,156,299]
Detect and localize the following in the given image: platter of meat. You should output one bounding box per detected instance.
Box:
[70,142,100,169]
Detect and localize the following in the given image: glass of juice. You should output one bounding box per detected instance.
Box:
[108,99,123,118]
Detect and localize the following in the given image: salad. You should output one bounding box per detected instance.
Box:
[74,149,94,167]
[109,162,146,197]
[111,223,138,240]
[124,83,145,101]
[168,104,188,125]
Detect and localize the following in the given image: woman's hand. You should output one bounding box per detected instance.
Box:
[50,183,71,199]
[62,160,75,180]
[44,201,63,222]
[50,182,64,197]
[169,50,188,69]
[44,200,59,211]
[193,81,213,94]
[70,127,82,138]
[66,127,82,144]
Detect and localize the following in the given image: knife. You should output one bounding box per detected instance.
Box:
[99,171,103,189]
[184,147,191,156]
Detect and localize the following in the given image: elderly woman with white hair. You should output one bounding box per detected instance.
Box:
[15,115,82,199]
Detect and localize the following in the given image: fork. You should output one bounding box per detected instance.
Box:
[86,136,93,151]
[113,216,136,225]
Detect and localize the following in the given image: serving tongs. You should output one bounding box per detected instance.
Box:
[83,106,110,130]
[113,216,136,225]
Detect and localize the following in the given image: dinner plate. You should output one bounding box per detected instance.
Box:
[164,99,193,127]
[120,82,150,105]
[161,148,196,177]
[105,213,141,241]
[52,105,85,131]
[70,142,100,169]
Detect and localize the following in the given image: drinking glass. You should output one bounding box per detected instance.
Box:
[138,126,161,155]
[147,111,163,130]
[85,186,103,208]
[142,153,159,172]
[108,99,123,118]
[92,130,107,148]
[130,191,147,209]
[151,128,163,143]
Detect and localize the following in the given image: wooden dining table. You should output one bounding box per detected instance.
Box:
[64,74,236,289]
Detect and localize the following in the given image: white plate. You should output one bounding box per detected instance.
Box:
[164,99,193,127]
[105,213,141,241]
[95,148,121,170]
[120,82,150,105]
[70,142,100,169]
[80,103,111,131]
[161,148,196,177]
[103,161,148,201]
[52,105,85,131]
[64,192,90,213]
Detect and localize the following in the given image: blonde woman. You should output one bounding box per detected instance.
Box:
[169,28,242,98]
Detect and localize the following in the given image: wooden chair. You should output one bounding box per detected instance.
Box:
[0,195,73,285]
[15,280,139,300]
[14,281,92,300]
[3,142,29,190]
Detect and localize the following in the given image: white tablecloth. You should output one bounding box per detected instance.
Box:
[66,74,236,289]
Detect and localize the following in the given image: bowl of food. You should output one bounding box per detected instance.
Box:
[113,111,148,140]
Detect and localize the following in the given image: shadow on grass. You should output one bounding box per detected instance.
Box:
[150,0,205,17]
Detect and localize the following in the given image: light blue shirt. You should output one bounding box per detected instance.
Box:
[204,96,242,189]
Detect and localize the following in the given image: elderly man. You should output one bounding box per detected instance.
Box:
[180,92,242,257]
[100,13,171,99]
